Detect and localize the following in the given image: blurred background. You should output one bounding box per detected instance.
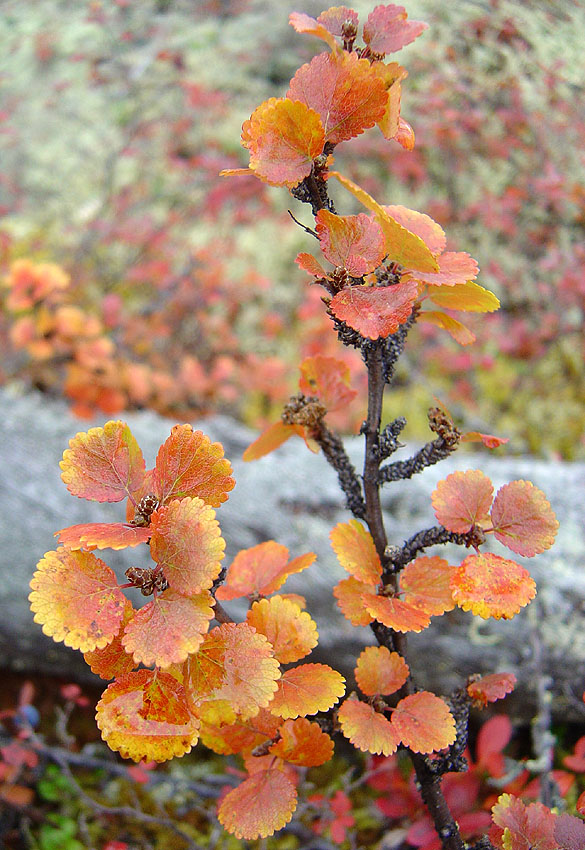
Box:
[1,0,584,457]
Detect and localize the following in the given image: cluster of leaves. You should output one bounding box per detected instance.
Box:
[26,3,580,848]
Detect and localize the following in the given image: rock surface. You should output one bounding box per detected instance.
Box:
[1,387,584,719]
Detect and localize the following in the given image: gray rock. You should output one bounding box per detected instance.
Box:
[1,386,584,720]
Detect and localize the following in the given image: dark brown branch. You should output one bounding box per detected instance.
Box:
[387,525,472,573]
[379,436,459,484]
[313,422,366,518]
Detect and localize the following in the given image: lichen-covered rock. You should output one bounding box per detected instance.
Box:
[1,387,584,719]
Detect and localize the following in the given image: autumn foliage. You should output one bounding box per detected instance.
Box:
[29,5,575,849]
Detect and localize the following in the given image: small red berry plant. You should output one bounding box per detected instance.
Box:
[29,6,584,848]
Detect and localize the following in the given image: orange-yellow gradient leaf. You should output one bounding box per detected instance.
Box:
[383,205,446,256]
[216,542,315,600]
[287,51,387,145]
[288,11,338,50]
[400,556,455,616]
[84,600,137,680]
[96,669,199,762]
[270,717,334,766]
[199,709,281,756]
[186,623,281,722]
[333,576,376,626]
[315,209,385,276]
[363,5,428,54]
[329,172,438,271]
[269,663,345,719]
[355,646,409,697]
[243,421,308,462]
[467,673,517,707]
[153,424,234,507]
[331,281,419,340]
[337,698,399,756]
[451,553,536,620]
[330,519,382,585]
[295,252,327,278]
[217,768,297,840]
[60,421,145,503]
[491,794,557,850]
[395,116,415,150]
[121,590,215,668]
[299,354,357,411]
[149,497,225,595]
[30,548,126,652]
[55,522,151,551]
[418,311,476,345]
[246,596,318,664]
[371,63,407,140]
[364,594,431,633]
[428,281,500,313]
[460,431,509,449]
[242,97,325,187]
[392,692,456,753]
[432,470,494,533]
[490,480,559,557]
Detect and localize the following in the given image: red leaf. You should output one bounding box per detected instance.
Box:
[55,522,151,551]
[467,673,517,707]
[407,251,479,287]
[84,601,137,681]
[295,252,327,278]
[490,480,559,557]
[461,431,509,449]
[363,5,428,54]
[432,470,494,533]
[391,691,456,753]
[299,354,357,411]
[317,7,359,36]
[287,51,387,144]
[330,280,418,339]
[60,421,145,503]
[316,209,385,276]
[491,794,558,850]
[554,813,585,850]
[400,556,455,616]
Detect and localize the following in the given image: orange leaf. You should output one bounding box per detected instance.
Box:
[121,589,215,668]
[60,421,145,503]
[329,172,439,271]
[29,548,126,652]
[55,522,151,551]
[216,542,315,600]
[467,673,517,707]
[400,556,455,616]
[418,311,476,345]
[391,692,456,753]
[432,470,494,533]
[330,281,418,340]
[315,209,385,276]
[395,116,415,150]
[460,431,509,449]
[364,594,431,633]
[355,646,409,696]
[287,51,387,145]
[371,63,407,140]
[363,5,428,54]
[217,768,297,840]
[383,205,446,256]
[451,552,536,620]
[185,623,281,722]
[84,600,137,680]
[199,709,281,756]
[242,97,325,187]
[330,519,382,585]
[246,596,318,664]
[243,421,308,462]
[288,11,338,51]
[270,717,334,766]
[428,280,500,313]
[337,697,399,755]
[490,480,559,557]
[96,669,199,762]
[299,354,357,411]
[333,576,376,626]
[269,663,345,719]
[149,497,225,595]
[152,424,234,507]
[295,252,327,278]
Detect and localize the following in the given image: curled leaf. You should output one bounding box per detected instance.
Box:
[299,354,357,411]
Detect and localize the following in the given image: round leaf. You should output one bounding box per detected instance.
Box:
[355,646,409,697]
[316,210,385,276]
[432,470,494,533]
[400,556,455,616]
[330,281,418,340]
[216,541,315,600]
[338,698,399,756]
[218,769,297,840]
[246,596,318,664]
[451,552,536,620]
[270,718,334,766]
[364,594,431,633]
[392,692,456,753]
[490,480,559,557]
[333,576,376,626]
[269,663,345,719]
